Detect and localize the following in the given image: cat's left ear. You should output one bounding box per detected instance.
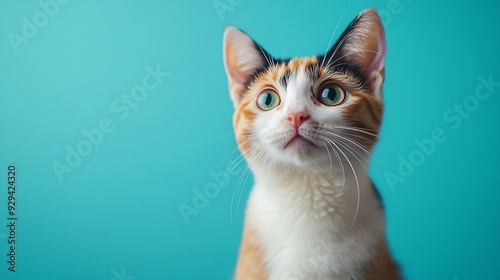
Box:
[326,8,386,98]
[223,27,270,108]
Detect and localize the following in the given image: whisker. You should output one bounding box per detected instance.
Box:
[328,49,384,71]
[221,152,247,189]
[236,162,254,218]
[257,44,271,67]
[324,137,360,228]
[230,148,266,228]
[324,29,358,68]
[198,132,235,144]
[321,136,345,190]
[321,124,379,138]
[236,150,270,218]
[321,2,354,68]
[322,130,371,155]
[321,140,334,175]
[335,139,369,174]
[222,138,253,164]
[221,142,255,191]
[230,165,250,228]
[341,131,376,143]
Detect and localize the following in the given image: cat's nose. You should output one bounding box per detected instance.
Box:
[286,111,309,129]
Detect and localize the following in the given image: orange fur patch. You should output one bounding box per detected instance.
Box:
[360,237,402,280]
[234,222,268,280]
[234,98,257,155]
[340,94,383,149]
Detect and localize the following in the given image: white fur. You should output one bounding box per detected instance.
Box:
[245,67,385,279]
[254,67,362,166]
[248,164,385,280]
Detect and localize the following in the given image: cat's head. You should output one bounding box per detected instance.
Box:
[223,9,386,169]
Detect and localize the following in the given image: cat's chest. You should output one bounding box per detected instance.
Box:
[247,174,383,280]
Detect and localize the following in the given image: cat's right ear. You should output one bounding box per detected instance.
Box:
[223,27,268,108]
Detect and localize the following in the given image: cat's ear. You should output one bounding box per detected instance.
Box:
[326,8,386,98]
[223,27,269,108]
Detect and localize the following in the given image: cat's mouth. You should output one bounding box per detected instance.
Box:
[284,134,316,149]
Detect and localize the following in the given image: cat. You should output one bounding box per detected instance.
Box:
[222,8,401,280]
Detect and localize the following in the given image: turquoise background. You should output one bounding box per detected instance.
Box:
[0,0,499,279]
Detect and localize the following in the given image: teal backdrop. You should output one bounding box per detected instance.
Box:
[0,0,499,279]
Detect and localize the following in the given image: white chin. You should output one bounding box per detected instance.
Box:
[285,137,314,149]
[280,142,321,167]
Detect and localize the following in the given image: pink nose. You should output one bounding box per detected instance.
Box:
[286,111,309,129]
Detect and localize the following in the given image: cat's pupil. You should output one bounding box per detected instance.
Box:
[322,88,338,102]
[264,93,273,106]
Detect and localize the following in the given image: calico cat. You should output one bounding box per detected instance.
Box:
[222,8,401,280]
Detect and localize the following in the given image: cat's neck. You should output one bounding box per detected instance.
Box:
[249,157,381,226]
[251,156,371,193]
[246,158,385,279]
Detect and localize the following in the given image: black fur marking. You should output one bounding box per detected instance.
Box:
[241,11,371,97]
[243,41,290,94]
[309,86,316,101]
[371,180,384,209]
[316,54,369,92]
[307,62,319,84]
[316,11,373,94]
[279,68,292,90]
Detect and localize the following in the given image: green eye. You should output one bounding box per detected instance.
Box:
[318,83,346,106]
[256,90,280,111]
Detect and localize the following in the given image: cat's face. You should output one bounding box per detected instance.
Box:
[223,9,386,169]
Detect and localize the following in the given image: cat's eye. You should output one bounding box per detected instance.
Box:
[318,83,346,106]
[256,90,280,111]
